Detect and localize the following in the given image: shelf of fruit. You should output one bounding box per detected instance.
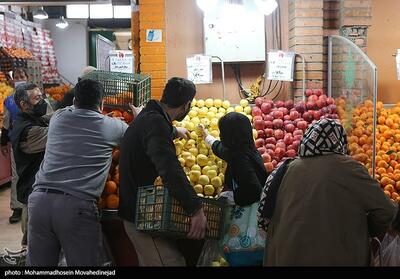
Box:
[96,93,400,208]
[44,84,71,102]
[252,89,338,172]
[173,98,253,199]
[337,98,400,202]
[98,108,134,210]
[0,47,34,59]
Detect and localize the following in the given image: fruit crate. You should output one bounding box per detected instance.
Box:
[81,70,151,109]
[136,185,227,240]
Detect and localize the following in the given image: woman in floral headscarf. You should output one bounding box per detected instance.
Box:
[257,119,397,266]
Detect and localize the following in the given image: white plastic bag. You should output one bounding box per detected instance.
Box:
[381,234,400,266]
[197,239,228,267]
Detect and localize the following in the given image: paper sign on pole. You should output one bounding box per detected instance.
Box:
[109,50,134,74]
[267,51,295,82]
[186,54,213,84]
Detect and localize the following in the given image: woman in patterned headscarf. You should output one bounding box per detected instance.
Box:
[257,119,397,266]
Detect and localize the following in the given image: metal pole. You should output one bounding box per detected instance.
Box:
[295,53,306,101]
[212,56,226,100]
[328,36,332,98]
[372,68,378,179]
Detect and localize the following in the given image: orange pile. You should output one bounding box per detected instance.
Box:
[375,103,400,201]
[98,148,120,209]
[45,84,71,102]
[102,108,134,124]
[337,98,400,202]
[0,47,34,59]
[103,92,132,106]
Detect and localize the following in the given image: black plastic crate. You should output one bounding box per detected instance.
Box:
[81,70,151,109]
[136,185,227,239]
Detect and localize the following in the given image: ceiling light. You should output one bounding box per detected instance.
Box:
[196,0,218,12]
[66,4,89,19]
[254,0,278,16]
[56,16,69,29]
[33,7,48,20]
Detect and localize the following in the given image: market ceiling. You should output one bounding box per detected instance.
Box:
[0,0,130,5]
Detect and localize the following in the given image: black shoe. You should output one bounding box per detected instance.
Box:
[9,209,22,224]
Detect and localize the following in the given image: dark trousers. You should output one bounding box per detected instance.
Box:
[27,190,103,266]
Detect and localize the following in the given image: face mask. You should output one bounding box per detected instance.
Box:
[175,103,191,122]
[32,99,48,117]
[14,81,27,88]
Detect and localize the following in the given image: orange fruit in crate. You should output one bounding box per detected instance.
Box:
[393,173,400,182]
[113,110,123,118]
[114,173,120,185]
[381,177,391,187]
[112,149,120,163]
[392,192,400,200]
[396,181,400,190]
[106,194,119,209]
[378,159,387,168]
[123,111,134,123]
[105,181,118,195]
[384,184,395,193]
[377,168,387,176]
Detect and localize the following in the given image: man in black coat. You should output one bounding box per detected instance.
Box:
[118,77,207,266]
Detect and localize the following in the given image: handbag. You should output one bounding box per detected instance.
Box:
[220,200,266,266]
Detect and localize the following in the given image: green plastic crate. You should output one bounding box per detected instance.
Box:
[81,70,151,108]
[136,185,227,240]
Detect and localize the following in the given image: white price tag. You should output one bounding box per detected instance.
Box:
[267,51,295,82]
[109,50,134,74]
[186,54,213,84]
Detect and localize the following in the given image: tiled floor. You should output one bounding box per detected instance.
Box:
[0,185,23,253]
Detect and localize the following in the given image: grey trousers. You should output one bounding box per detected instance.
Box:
[10,148,22,210]
[21,204,28,246]
[27,190,103,266]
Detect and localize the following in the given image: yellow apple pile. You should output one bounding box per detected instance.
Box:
[173,98,252,198]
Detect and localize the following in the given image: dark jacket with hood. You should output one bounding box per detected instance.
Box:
[118,100,202,222]
[211,112,268,206]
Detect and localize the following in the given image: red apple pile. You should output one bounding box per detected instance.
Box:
[252,89,339,172]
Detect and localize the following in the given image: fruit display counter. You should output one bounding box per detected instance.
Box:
[98,108,134,210]
[95,92,400,266]
[251,89,338,172]
[337,98,400,202]
[44,84,71,102]
[173,98,252,199]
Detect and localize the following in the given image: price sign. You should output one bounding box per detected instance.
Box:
[109,50,134,74]
[186,54,213,84]
[267,51,295,82]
